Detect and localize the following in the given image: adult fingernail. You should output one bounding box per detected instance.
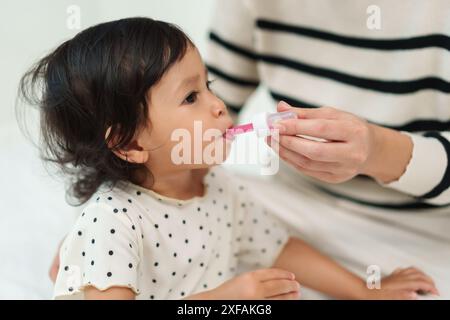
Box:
[279,100,292,109]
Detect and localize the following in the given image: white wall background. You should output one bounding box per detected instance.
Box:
[0,0,274,299]
[0,0,271,299]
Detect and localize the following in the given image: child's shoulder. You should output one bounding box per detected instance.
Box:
[75,182,145,227]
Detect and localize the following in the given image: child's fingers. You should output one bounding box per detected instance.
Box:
[393,291,418,300]
[263,279,300,298]
[267,290,301,300]
[393,269,435,284]
[399,266,424,275]
[392,268,403,275]
[254,268,295,281]
[391,267,439,295]
[400,270,439,294]
[407,278,440,296]
[414,281,439,296]
[405,274,436,287]
[398,267,434,283]
[395,280,438,295]
[379,290,417,300]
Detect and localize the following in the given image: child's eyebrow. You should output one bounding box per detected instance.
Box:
[176,74,200,93]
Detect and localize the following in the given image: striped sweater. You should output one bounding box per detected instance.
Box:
[205,0,450,209]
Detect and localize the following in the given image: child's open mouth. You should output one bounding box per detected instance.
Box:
[223,125,236,140]
[222,126,234,140]
[223,123,254,140]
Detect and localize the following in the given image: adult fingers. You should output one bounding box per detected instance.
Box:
[273,118,350,141]
[275,142,340,172]
[271,134,346,162]
[277,101,350,120]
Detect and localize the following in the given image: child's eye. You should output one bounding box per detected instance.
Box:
[183,91,198,104]
[182,80,215,105]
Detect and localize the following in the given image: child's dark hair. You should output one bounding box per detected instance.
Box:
[18,17,193,205]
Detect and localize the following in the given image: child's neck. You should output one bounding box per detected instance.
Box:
[141,169,207,200]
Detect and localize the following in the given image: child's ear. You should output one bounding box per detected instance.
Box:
[105,126,149,164]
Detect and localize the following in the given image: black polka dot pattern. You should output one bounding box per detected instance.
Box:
[54,168,288,300]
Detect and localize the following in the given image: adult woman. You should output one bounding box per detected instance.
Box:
[206,0,450,298]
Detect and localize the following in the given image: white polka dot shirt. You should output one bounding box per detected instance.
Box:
[53,166,289,299]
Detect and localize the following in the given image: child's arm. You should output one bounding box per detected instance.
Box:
[273,237,439,299]
[84,286,135,300]
[186,268,300,300]
[83,269,299,300]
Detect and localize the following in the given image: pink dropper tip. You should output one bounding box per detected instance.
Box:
[224,122,254,140]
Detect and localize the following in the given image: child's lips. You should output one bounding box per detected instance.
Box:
[222,125,235,140]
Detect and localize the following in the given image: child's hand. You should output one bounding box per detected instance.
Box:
[365,267,439,300]
[209,268,300,300]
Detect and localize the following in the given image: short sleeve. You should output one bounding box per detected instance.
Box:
[53,202,141,299]
[232,181,290,269]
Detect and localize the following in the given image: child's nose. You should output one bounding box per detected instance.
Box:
[211,99,227,118]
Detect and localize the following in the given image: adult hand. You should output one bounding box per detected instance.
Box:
[267,101,413,184]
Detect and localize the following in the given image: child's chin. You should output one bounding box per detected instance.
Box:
[173,148,231,169]
[198,153,230,168]
[200,138,232,166]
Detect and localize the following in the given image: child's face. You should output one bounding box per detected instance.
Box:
[136,45,233,171]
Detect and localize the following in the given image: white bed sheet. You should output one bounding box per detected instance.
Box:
[0,124,76,299]
[238,168,450,299]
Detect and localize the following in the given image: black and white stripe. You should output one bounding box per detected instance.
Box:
[207,31,450,132]
[256,19,450,51]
